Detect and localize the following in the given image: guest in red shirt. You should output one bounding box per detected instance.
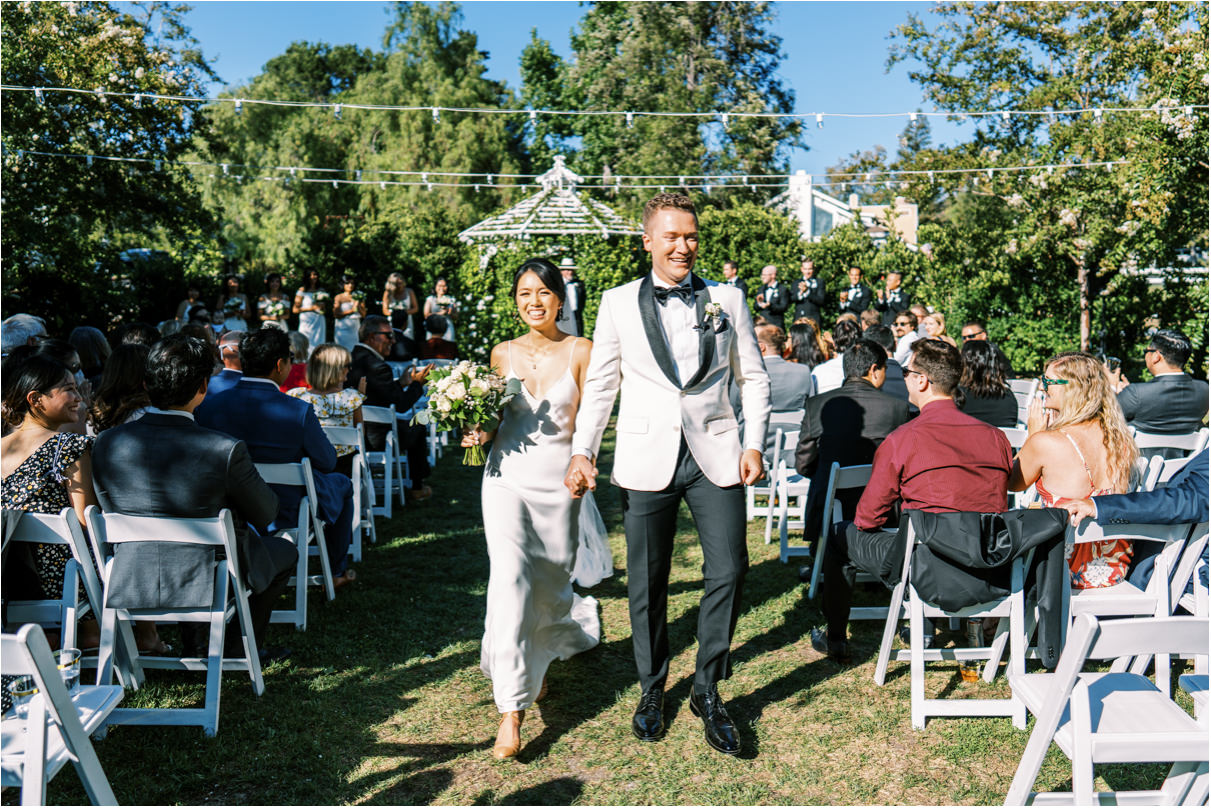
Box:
[813,339,1014,663]
[419,314,458,360]
[279,331,310,392]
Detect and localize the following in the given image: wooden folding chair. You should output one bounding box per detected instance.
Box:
[0,624,123,805]
[872,515,1028,729]
[86,507,263,737]
[1005,614,1209,806]
[321,425,377,561]
[257,459,336,631]
[362,404,406,514]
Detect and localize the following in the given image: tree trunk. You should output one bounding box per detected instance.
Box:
[1077,257,1091,352]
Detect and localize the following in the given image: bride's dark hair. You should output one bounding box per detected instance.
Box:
[511,258,566,303]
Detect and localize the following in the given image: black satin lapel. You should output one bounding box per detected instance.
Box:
[684,275,716,390]
[637,274,684,390]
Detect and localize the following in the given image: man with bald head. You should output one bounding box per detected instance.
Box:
[208,330,244,397]
[755,265,790,327]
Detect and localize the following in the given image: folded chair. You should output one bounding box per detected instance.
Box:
[1005,614,1209,806]
[0,624,123,805]
[87,508,263,737]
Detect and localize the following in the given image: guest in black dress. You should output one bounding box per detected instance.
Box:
[958,339,1019,427]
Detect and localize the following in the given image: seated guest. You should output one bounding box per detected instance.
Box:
[795,339,910,554]
[68,326,111,390]
[859,309,880,333]
[786,320,828,372]
[811,318,861,395]
[33,339,89,434]
[419,315,458,360]
[1010,352,1138,589]
[347,315,433,501]
[1,314,48,358]
[891,310,921,366]
[958,339,1018,427]
[1061,448,1207,590]
[114,321,161,348]
[960,320,1015,378]
[196,329,357,588]
[88,344,151,434]
[863,325,909,403]
[757,324,814,412]
[280,331,310,393]
[91,335,297,660]
[209,330,244,397]
[1117,328,1208,439]
[288,343,365,478]
[812,339,1013,662]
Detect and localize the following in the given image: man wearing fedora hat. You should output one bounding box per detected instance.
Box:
[557,257,586,336]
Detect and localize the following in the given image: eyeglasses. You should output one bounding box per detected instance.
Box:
[903,368,930,382]
[372,331,395,340]
[1039,377,1070,390]
[961,330,986,340]
[894,320,912,327]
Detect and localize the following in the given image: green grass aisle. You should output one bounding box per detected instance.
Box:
[36,434,1172,805]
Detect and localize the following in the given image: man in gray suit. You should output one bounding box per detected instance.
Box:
[92,334,297,660]
[756,323,814,412]
[1117,329,1208,437]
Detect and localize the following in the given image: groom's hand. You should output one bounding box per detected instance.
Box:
[739,449,764,486]
[564,455,598,499]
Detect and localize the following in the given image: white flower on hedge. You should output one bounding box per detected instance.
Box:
[1059,208,1078,228]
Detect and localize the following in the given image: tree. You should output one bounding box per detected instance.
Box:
[520,2,804,209]
[1,1,218,330]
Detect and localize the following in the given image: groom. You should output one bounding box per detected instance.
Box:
[565,193,770,755]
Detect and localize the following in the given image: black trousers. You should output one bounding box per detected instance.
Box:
[821,521,904,643]
[217,534,296,657]
[622,438,747,694]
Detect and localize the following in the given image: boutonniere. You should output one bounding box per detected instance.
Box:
[702,301,728,333]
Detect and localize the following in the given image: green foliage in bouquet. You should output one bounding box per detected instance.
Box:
[411,361,521,465]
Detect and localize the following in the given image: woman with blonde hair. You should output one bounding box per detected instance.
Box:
[1009,351,1139,588]
[288,343,365,477]
[921,310,956,347]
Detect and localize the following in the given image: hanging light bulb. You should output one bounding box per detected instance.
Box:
[333,104,342,120]
[234,99,243,115]
[625,112,634,128]
[431,107,440,123]
[815,113,823,128]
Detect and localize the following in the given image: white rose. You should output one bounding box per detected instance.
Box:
[470,378,489,395]
[447,381,466,400]
[434,395,452,413]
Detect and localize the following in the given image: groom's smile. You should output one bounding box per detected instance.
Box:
[643,208,699,286]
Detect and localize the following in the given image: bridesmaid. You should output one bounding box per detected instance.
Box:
[333,275,364,351]
[216,274,250,333]
[294,268,328,352]
[258,272,290,331]
[382,272,418,341]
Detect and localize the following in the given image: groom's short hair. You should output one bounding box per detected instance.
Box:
[643,192,697,230]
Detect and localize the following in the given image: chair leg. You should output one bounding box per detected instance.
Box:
[312,520,336,602]
[22,697,49,807]
[203,582,226,738]
[808,526,829,601]
[874,582,905,687]
[910,591,927,730]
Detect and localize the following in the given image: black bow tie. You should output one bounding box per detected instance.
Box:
[654,285,693,304]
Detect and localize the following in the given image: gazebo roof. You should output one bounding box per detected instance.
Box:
[458,157,642,243]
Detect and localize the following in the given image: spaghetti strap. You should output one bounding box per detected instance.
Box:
[1057,428,1096,488]
[564,337,577,374]
[506,339,515,377]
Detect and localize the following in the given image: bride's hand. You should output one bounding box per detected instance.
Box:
[461,425,489,447]
[564,455,597,499]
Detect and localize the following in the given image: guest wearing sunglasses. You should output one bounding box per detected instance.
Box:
[1009,352,1138,589]
[960,319,1015,378]
[1116,329,1208,444]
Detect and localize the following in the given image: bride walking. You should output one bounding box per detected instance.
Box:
[462,258,608,760]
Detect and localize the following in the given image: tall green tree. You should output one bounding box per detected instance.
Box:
[520,1,803,209]
[1,0,217,330]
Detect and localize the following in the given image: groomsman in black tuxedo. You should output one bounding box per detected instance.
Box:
[755,264,790,326]
[558,258,586,336]
[791,258,827,326]
[721,261,747,299]
[874,271,911,326]
[839,265,873,316]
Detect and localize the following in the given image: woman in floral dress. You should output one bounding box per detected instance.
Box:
[287,344,365,478]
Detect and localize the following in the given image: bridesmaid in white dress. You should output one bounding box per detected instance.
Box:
[461,258,610,760]
[293,268,327,352]
[332,275,364,351]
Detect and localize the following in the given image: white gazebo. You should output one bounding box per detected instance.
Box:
[457,156,642,244]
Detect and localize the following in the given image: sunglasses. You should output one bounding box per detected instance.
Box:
[1039,377,1070,390]
[961,330,986,340]
[372,331,395,339]
[894,320,912,327]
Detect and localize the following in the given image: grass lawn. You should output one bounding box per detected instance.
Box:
[32,432,1178,805]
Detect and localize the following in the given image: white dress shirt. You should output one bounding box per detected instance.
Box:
[811,356,845,395]
[894,331,922,366]
[652,274,701,386]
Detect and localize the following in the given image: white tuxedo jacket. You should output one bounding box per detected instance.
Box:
[573,273,771,491]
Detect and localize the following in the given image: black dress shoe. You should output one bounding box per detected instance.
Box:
[810,627,852,665]
[688,684,741,756]
[797,563,814,583]
[631,686,665,742]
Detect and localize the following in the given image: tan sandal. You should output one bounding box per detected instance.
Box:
[492,710,524,759]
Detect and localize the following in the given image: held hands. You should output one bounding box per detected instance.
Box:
[740,449,764,486]
[564,454,598,499]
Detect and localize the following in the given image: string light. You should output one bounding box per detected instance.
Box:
[333,104,341,120]
[234,99,243,115]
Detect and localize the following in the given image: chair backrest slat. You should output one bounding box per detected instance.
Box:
[88,511,229,545]
[1085,615,1209,660]
[1074,520,1193,545]
[834,464,874,490]
[1132,427,1210,453]
[361,405,396,425]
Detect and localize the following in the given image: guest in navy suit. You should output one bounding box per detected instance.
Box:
[196,329,357,587]
[1116,329,1209,440]
[207,330,244,398]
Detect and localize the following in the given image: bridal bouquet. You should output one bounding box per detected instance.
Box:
[351,290,366,303]
[311,290,331,308]
[262,299,288,319]
[412,361,520,465]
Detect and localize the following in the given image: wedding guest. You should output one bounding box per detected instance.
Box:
[757,324,813,413]
[791,259,827,326]
[33,339,89,434]
[754,264,790,326]
[423,278,458,341]
[288,343,365,478]
[114,321,161,348]
[174,283,203,323]
[909,304,931,338]
[68,326,111,390]
[333,275,365,352]
[293,268,328,350]
[839,265,872,316]
[280,332,309,393]
[786,320,829,372]
[1116,328,1208,438]
[91,334,296,662]
[961,320,1015,378]
[891,311,921,365]
[874,271,911,326]
[860,309,881,332]
[217,274,250,333]
[721,260,747,299]
[556,258,586,336]
[1009,352,1138,589]
[2,314,47,358]
[958,339,1018,427]
[811,318,861,395]
[209,330,244,397]
[921,310,956,347]
[382,272,419,341]
[258,273,290,331]
[864,324,909,403]
[419,315,458,360]
[88,344,151,433]
[196,328,356,589]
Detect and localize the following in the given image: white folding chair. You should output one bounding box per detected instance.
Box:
[257,459,336,632]
[1159,455,1196,485]
[805,463,876,615]
[1,624,123,805]
[767,430,811,561]
[872,515,1028,729]
[999,426,1029,451]
[1009,378,1039,426]
[321,425,377,560]
[1005,614,1209,806]
[362,404,406,513]
[2,508,142,687]
[1132,427,1210,459]
[86,507,264,737]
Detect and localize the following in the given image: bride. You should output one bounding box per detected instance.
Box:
[462,257,610,760]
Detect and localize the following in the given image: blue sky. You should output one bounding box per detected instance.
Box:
[179,1,976,178]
